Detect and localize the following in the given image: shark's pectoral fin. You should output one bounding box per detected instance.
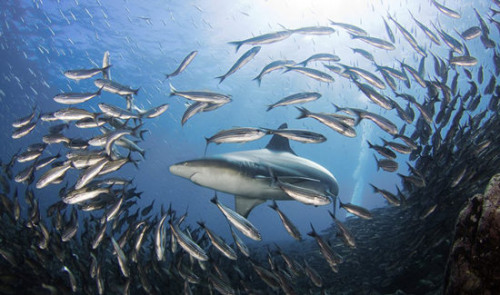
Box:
[235,196,265,218]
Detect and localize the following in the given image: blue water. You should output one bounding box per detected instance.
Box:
[0,0,494,245]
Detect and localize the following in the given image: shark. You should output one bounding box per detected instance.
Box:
[169,123,339,218]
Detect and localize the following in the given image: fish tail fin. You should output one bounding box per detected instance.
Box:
[133,88,140,95]
[138,149,146,159]
[204,138,210,156]
[252,76,262,86]
[210,194,218,204]
[373,154,380,171]
[399,124,407,137]
[127,152,139,169]
[196,221,206,228]
[328,210,336,220]
[96,86,104,95]
[381,138,389,146]
[348,33,358,39]
[215,75,226,84]
[295,106,310,119]
[130,124,143,138]
[283,66,293,73]
[268,200,278,210]
[369,183,378,192]
[169,82,177,96]
[139,130,148,141]
[228,41,243,52]
[307,223,317,237]
[266,105,274,112]
[367,140,374,149]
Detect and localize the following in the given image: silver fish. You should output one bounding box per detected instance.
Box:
[211,196,262,241]
[253,60,296,86]
[409,12,441,45]
[75,158,109,190]
[292,26,335,35]
[284,66,335,83]
[216,46,261,83]
[308,224,343,273]
[169,221,209,261]
[304,259,323,287]
[42,133,70,144]
[155,214,168,261]
[459,26,482,40]
[382,17,395,43]
[229,31,292,52]
[275,177,331,206]
[64,66,110,80]
[339,201,372,219]
[353,80,393,110]
[91,222,107,249]
[36,162,72,189]
[17,149,43,163]
[333,104,398,135]
[12,108,36,128]
[370,184,400,206]
[268,200,301,241]
[450,56,478,67]
[12,121,37,139]
[329,20,367,36]
[166,50,198,79]
[53,88,102,104]
[197,221,237,260]
[373,154,398,172]
[170,83,232,104]
[382,138,413,154]
[61,266,78,292]
[351,47,374,61]
[296,107,356,137]
[98,103,140,120]
[432,0,461,18]
[230,226,250,257]
[262,128,326,144]
[367,141,396,159]
[350,34,395,50]
[139,103,169,118]
[111,237,129,277]
[329,211,356,248]
[205,127,267,145]
[298,53,340,67]
[54,108,95,121]
[94,79,138,96]
[389,15,426,57]
[267,92,321,111]
[62,187,110,205]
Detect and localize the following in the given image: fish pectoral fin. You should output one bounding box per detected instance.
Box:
[234,196,265,218]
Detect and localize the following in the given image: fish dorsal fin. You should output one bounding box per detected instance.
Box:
[265,123,296,155]
[235,196,265,218]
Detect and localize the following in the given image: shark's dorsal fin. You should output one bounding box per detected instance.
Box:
[235,196,265,218]
[265,123,296,155]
